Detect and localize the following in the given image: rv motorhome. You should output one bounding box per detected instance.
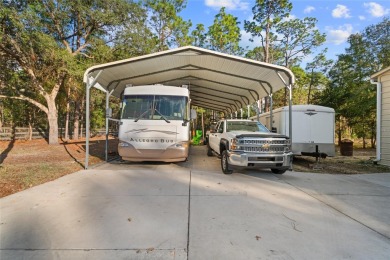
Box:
[118,85,192,162]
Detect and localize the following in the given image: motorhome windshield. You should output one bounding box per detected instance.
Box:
[121,95,188,121]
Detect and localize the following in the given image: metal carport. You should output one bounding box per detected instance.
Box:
[83,46,295,169]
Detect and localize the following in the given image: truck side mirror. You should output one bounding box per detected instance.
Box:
[190,109,197,120]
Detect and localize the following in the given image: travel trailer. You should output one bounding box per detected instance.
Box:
[254,105,335,157]
[118,85,193,162]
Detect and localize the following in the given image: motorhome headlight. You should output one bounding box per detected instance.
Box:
[169,141,189,149]
[119,141,130,147]
[230,138,240,150]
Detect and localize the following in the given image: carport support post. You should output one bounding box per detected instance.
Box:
[288,84,293,143]
[85,77,91,169]
[277,72,293,143]
[85,70,103,170]
[105,89,115,161]
[269,93,273,131]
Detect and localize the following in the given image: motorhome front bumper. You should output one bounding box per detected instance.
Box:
[118,141,189,162]
[227,151,293,168]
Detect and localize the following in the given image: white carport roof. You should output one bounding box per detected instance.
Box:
[83,46,295,169]
[83,46,294,114]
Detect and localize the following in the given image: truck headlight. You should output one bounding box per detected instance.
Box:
[230,138,239,150]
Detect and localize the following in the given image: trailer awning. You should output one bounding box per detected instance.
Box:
[83,46,294,114]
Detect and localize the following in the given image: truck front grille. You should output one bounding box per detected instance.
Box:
[243,146,285,153]
[241,140,286,145]
[238,138,289,153]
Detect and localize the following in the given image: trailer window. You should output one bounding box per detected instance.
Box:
[121,95,188,121]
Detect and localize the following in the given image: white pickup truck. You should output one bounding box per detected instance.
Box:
[207,119,293,174]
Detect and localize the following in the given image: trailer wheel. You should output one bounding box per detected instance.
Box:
[271,168,286,174]
[221,150,233,174]
[207,145,213,156]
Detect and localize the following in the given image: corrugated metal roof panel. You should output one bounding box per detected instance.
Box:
[84,46,295,114]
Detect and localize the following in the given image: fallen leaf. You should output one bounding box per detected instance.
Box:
[255,235,261,240]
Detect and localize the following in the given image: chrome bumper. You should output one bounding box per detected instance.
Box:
[227,151,293,168]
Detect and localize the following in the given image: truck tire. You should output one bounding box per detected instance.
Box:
[271,168,287,174]
[207,145,213,156]
[221,150,233,174]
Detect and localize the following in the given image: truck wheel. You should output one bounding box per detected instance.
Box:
[271,168,286,174]
[221,150,233,174]
[207,145,213,156]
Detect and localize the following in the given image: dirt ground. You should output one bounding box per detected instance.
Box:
[1,139,389,198]
[0,137,119,198]
[293,147,390,174]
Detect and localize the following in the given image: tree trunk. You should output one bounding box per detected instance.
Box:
[11,123,16,140]
[0,103,3,133]
[28,111,33,141]
[284,88,287,106]
[307,69,314,104]
[338,117,342,146]
[363,123,366,149]
[79,97,85,138]
[264,97,268,112]
[264,24,270,63]
[64,102,70,141]
[28,122,33,141]
[47,99,59,145]
[73,101,80,140]
[64,87,71,141]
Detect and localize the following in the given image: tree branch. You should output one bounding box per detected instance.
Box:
[1,37,49,97]
[0,95,48,114]
[42,0,73,53]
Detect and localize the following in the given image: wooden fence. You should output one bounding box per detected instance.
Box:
[0,127,116,141]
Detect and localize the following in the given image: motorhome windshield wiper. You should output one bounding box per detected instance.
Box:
[154,108,171,123]
[134,109,151,122]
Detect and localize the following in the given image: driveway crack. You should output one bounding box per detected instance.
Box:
[282,179,390,241]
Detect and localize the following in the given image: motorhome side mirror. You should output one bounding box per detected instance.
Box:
[190,109,197,120]
[106,108,112,118]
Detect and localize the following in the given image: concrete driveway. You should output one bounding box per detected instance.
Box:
[1,146,390,259]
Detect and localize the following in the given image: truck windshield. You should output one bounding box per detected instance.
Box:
[227,121,269,133]
[121,95,188,121]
